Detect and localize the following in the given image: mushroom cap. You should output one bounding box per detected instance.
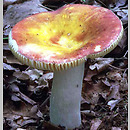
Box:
[9,4,123,71]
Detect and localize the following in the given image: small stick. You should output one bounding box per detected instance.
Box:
[108,64,125,71]
[40,96,50,109]
[123,50,128,58]
[95,0,107,8]
[38,4,54,11]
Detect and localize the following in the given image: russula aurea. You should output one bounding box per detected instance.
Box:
[9,4,123,129]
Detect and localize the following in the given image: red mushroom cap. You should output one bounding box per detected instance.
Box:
[9,4,123,71]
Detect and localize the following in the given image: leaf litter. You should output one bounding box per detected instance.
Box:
[3,0,128,129]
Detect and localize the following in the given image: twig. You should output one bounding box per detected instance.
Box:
[98,105,108,112]
[81,110,95,117]
[123,50,128,58]
[40,96,50,109]
[13,66,30,81]
[108,64,125,71]
[15,92,37,105]
[124,26,128,31]
[122,68,128,79]
[38,4,54,11]
[95,0,107,8]
[114,57,128,60]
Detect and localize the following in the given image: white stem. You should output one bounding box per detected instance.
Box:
[50,63,85,129]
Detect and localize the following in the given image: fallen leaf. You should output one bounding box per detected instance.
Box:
[90,118,102,130]
[115,0,127,8]
[43,121,63,130]
[29,105,38,116]
[84,58,114,82]
[89,58,114,72]
[4,75,17,84]
[106,70,122,81]
[82,81,109,104]
[4,50,23,65]
[24,69,43,81]
[3,0,24,8]
[13,71,30,81]
[81,110,96,117]
[38,77,48,86]
[17,128,27,130]
[36,110,44,119]
[107,99,122,110]
[42,72,54,80]
[3,43,10,51]
[3,63,19,71]
[3,0,47,36]
[107,85,121,100]
[112,127,121,130]
[101,78,111,87]
[8,83,37,105]
[4,118,20,129]
[21,119,37,127]
[81,97,91,110]
[120,78,128,91]
[84,68,97,82]
[11,95,21,102]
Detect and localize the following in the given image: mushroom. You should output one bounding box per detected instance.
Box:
[9,4,123,129]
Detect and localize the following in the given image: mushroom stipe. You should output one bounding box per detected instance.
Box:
[9,4,123,129]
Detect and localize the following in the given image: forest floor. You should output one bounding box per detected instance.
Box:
[3,0,128,129]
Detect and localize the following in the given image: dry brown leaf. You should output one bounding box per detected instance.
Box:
[3,0,26,8]
[42,72,54,80]
[107,99,122,110]
[24,69,43,81]
[3,42,22,65]
[4,75,17,84]
[4,54,23,65]
[84,58,114,82]
[43,121,63,130]
[120,78,128,91]
[3,43,11,51]
[112,127,122,130]
[4,100,32,119]
[8,83,37,105]
[89,58,114,72]
[106,70,122,81]
[38,77,48,86]
[13,71,30,81]
[110,0,128,25]
[3,0,47,36]
[4,118,20,129]
[107,85,121,100]
[21,119,37,127]
[11,94,21,102]
[82,81,109,104]
[3,63,19,71]
[4,0,17,6]
[84,68,98,82]
[81,97,91,110]
[81,110,95,117]
[17,128,26,130]
[4,51,23,65]
[90,118,102,130]
[101,78,111,87]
